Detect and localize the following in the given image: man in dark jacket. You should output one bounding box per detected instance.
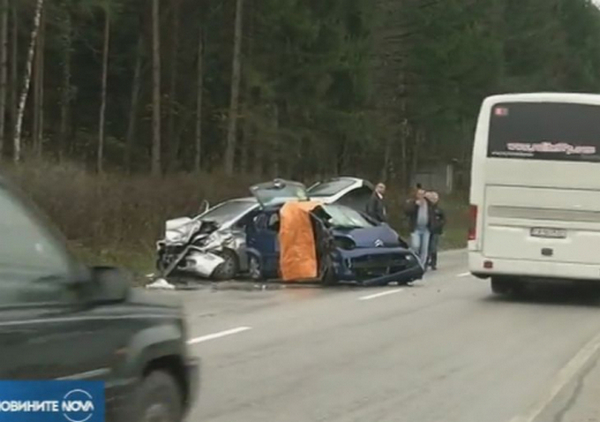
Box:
[366,183,387,223]
[426,191,446,270]
[404,187,434,269]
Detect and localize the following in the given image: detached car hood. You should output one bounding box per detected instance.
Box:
[333,225,403,249]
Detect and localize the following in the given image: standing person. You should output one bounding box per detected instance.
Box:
[366,183,387,223]
[426,191,446,271]
[404,188,433,269]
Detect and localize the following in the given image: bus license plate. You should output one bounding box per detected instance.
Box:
[530,227,567,239]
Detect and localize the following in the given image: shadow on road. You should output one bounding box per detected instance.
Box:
[482,284,600,308]
[162,274,414,292]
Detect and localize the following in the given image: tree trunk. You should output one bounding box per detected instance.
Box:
[151,0,162,176]
[9,0,16,145]
[411,128,422,181]
[194,28,203,173]
[13,0,44,164]
[167,0,180,171]
[97,8,110,173]
[240,0,254,175]
[270,103,279,177]
[125,36,143,172]
[58,9,72,162]
[37,9,45,157]
[400,120,409,189]
[0,0,8,156]
[381,137,391,182]
[32,6,44,156]
[223,0,244,175]
[240,105,250,174]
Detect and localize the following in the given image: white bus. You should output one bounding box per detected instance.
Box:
[469,93,600,294]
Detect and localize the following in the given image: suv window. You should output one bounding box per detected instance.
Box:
[0,183,76,305]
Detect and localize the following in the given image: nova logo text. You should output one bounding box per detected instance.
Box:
[62,389,95,422]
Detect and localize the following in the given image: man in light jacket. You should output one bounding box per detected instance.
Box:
[404,188,434,269]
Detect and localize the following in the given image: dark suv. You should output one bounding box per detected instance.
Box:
[0,176,198,422]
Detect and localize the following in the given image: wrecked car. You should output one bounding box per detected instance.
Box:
[156,177,376,280]
[245,181,424,286]
[156,198,256,280]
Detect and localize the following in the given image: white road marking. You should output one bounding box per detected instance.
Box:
[187,326,252,345]
[508,330,600,422]
[358,289,404,301]
[457,272,471,277]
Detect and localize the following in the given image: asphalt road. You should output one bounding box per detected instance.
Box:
[178,250,600,422]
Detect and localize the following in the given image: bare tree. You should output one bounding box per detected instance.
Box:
[97,4,110,173]
[58,5,73,162]
[240,0,255,175]
[125,36,143,171]
[194,27,203,172]
[151,0,161,176]
[9,0,16,143]
[223,0,244,176]
[32,6,45,156]
[13,0,44,163]
[0,0,8,155]
[167,0,180,170]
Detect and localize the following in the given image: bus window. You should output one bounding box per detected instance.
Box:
[488,102,600,162]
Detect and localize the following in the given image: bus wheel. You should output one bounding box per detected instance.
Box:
[491,277,512,295]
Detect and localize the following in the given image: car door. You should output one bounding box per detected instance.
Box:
[230,209,257,271]
[246,212,280,277]
[0,181,122,381]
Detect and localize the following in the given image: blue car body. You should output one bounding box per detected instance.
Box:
[245,201,424,286]
[330,225,424,285]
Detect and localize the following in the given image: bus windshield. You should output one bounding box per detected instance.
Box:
[488,102,600,162]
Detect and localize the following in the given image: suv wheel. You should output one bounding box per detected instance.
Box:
[137,371,183,422]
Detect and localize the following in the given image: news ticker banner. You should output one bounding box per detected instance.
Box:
[0,381,104,422]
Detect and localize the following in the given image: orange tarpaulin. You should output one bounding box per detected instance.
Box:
[278,201,321,282]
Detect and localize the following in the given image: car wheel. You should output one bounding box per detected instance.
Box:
[213,249,239,280]
[136,370,183,422]
[248,255,263,281]
[491,277,512,295]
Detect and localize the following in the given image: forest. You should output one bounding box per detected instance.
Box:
[3,0,600,269]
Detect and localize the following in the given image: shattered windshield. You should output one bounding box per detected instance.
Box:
[321,205,374,229]
[199,200,256,225]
